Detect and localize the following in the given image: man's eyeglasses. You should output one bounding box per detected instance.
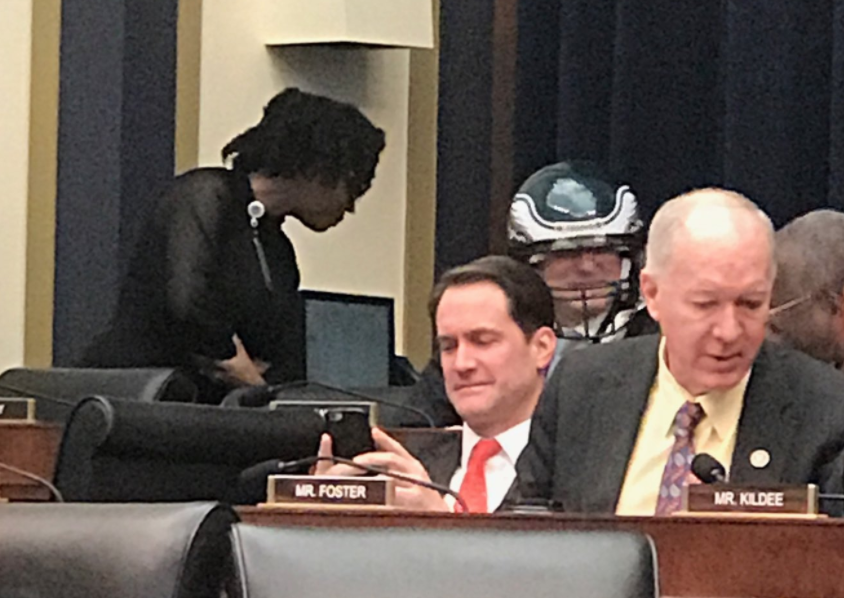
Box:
[769,294,812,316]
[770,290,841,317]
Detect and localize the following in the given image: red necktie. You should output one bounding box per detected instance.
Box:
[456,438,502,513]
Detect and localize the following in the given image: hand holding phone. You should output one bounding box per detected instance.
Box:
[323,407,376,459]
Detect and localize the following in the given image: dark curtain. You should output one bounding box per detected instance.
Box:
[535,0,844,226]
[436,0,561,273]
[435,0,495,275]
[54,0,177,364]
[435,0,844,268]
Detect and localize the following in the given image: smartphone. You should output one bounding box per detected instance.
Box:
[323,407,376,460]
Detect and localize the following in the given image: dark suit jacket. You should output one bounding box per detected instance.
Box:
[515,334,844,514]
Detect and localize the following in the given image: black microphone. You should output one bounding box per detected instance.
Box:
[691,453,844,516]
[0,460,64,502]
[237,454,468,512]
[0,380,78,425]
[236,456,317,503]
[224,379,436,427]
[238,456,319,481]
[0,381,77,409]
[691,453,728,483]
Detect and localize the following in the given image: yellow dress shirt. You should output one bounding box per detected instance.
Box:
[615,337,748,516]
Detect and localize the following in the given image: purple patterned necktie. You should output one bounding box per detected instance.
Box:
[655,401,705,516]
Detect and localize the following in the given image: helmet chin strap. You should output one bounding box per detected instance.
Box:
[619,255,633,281]
[557,297,643,342]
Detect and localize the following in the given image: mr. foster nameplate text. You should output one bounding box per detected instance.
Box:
[267,475,395,506]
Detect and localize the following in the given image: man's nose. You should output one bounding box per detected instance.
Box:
[452,344,477,371]
[712,304,742,342]
[575,251,599,271]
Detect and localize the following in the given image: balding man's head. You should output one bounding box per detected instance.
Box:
[644,188,776,279]
[771,209,844,365]
[640,188,775,395]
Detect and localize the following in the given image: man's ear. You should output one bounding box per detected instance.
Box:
[530,326,558,370]
[640,270,660,322]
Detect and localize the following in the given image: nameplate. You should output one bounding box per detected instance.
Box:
[0,398,36,422]
[266,475,395,507]
[683,484,818,515]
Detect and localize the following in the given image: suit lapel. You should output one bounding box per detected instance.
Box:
[578,336,660,511]
[730,342,800,483]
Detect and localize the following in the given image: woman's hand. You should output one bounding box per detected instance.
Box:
[215,335,269,386]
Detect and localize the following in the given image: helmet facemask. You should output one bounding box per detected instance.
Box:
[533,240,642,342]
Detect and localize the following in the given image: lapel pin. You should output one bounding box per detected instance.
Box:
[750,449,771,469]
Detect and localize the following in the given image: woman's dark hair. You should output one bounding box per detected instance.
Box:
[221,88,386,201]
[428,255,555,337]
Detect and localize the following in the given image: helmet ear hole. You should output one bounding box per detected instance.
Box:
[508,160,645,342]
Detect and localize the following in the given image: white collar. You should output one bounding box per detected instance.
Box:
[460,419,532,469]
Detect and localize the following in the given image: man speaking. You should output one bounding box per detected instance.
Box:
[515,188,844,515]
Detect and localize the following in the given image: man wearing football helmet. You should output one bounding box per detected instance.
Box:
[508,161,656,367]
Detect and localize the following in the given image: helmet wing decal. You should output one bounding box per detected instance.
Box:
[509,185,640,244]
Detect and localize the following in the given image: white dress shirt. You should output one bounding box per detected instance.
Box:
[445,419,532,512]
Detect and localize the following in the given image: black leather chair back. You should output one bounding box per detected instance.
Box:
[53,396,325,502]
[230,524,659,598]
[0,502,237,598]
[0,366,197,421]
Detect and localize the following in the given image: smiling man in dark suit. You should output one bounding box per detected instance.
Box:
[515,188,844,516]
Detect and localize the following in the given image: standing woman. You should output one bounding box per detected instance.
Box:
[81,88,386,401]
